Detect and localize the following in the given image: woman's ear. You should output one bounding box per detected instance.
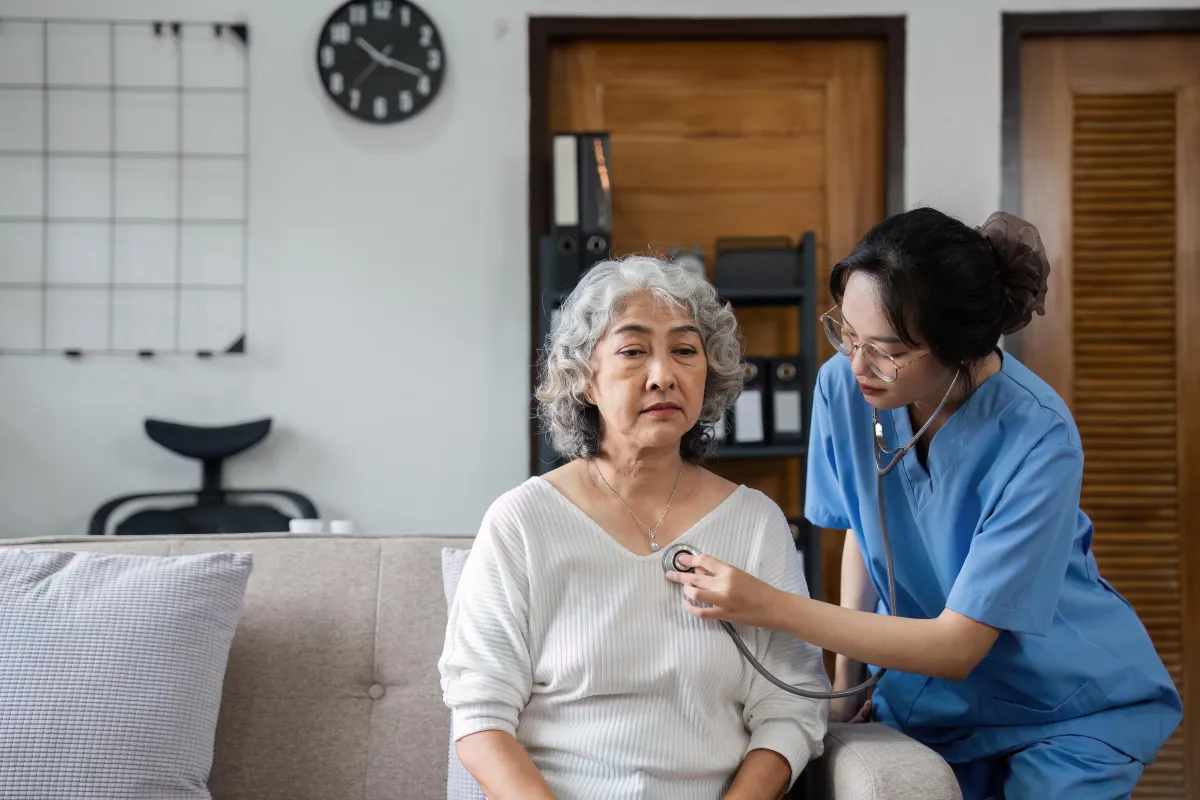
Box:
[584,384,596,405]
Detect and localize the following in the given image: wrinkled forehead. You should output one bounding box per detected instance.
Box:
[606,292,696,333]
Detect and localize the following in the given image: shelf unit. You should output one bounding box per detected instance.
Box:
[531,233,822,598]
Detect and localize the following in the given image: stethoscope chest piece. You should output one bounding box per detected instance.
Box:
[661,542,698,575]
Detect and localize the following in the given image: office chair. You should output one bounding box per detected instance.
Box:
[88,417,319,536]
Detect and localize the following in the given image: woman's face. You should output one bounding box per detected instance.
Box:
[839,272,957,411]
[587,293,707,453]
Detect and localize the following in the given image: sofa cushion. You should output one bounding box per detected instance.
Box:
[0,533,477,800]
[0,548,252,799]
[441,547,487,800]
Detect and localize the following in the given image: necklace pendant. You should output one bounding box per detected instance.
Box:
[650,542,659,552]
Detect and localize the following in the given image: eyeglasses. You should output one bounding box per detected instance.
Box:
[820,306,931,383]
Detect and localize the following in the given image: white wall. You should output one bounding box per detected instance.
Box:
[0,0,1193,537]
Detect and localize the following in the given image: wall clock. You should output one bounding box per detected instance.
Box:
[316,0,446,123]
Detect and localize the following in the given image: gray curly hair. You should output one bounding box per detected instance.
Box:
[535,255,744,463]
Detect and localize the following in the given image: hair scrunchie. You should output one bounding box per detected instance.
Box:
[977,211,1051,335]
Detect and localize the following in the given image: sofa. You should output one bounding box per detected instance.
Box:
[0,532,961,800]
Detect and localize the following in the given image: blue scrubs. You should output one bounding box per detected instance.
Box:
[805,353,1182,799]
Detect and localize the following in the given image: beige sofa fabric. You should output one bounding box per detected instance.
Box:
[3,534,471,800]
[0,533,959,800]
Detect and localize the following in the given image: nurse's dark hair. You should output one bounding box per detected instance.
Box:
[830,206,1050,388]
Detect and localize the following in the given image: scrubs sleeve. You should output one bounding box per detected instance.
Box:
[804,364,853,530]
[945,440,1082,637]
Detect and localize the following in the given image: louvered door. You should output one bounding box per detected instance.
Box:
[1019,37,1200,797]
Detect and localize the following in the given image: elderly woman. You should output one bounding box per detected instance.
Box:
[438,256,828,799]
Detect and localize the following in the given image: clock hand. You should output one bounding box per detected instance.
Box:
[354,35,423,77]
[352,43,393,88]
[377,53,423,77]
[355,36,390,63]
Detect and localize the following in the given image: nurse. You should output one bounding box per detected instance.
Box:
[666,208,1183,798]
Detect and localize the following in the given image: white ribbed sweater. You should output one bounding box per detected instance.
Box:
[438,477,829,799]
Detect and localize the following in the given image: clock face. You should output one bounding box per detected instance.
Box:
[316,0,446,124]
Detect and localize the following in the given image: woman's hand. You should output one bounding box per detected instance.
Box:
[830,648,873,724]
[664,553,782,628]
[829,694,872,724]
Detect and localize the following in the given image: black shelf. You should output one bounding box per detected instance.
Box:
[715,443,807,460]
[718,287,805,306]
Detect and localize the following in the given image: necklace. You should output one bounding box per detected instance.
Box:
[590,458,683,552]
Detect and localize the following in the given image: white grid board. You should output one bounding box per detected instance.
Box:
[0,18,249,356]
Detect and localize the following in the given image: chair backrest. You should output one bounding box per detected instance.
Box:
[1,532,474,800]
[89,418,318,536]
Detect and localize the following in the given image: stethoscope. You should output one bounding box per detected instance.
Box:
[662,368,962,701]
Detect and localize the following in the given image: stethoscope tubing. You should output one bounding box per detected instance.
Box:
[664,368,962,702]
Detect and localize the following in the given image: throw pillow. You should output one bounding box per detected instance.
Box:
[441,546,487,800]
[0,548,253,799]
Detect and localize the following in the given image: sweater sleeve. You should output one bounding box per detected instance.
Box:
[741,505,830,788]
[438,499,533,740]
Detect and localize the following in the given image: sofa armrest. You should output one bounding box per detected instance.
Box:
[805,723,961,800]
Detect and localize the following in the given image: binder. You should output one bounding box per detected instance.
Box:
[770,357,805,443]
[551,131,613,286]
[577,132,612,271]
[551,134,581,290]
[731,358,770,444]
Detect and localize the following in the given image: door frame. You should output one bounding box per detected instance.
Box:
[525,15,907,473]
[1000,9,1200,361]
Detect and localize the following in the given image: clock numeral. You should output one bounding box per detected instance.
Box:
[417,75,431,96]
[399,5,411,26]
[373,0,393,19]
[329,22,351,44]
[399,90,414,113]
[329,72,345,96]
[426,48,441,71]
[320,45,335,68]
[349,4,368,25]
[349,88,362,111]
[373,96,388,119]
[419,24,433,47]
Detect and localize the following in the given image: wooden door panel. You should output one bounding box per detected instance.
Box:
[1020,36,1199,798]
[1062,36,1200,88]
[1019,40,1075,405]
[600,83,827,136]
[1178,83,1200,800]
[611,135,826,191]
[549,40,886,606]
[580,41,839,83]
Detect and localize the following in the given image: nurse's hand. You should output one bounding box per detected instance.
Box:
[664,553,780,628]
[830,695,872,724]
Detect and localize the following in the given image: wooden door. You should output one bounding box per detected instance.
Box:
[1018,35,1199,797]
[548,40,886,605]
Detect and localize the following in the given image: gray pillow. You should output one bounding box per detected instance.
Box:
[0,548,253,799]
[441,546,487,800]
